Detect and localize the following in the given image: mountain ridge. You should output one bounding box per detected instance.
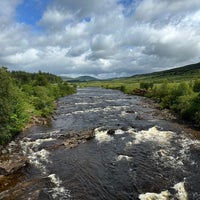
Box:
[61,75,99,82]
[131,62,200,79]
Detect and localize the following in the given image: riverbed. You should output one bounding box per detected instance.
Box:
[0,87,200,199]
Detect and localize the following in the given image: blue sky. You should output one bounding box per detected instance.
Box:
[16,0,51,26]
[16,0,134,27]
[1,0,200,78]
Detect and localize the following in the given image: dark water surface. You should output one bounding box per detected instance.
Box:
[0,87,200,200]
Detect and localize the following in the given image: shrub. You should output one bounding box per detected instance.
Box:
[0,67,28,144]
[140,82,154,90]
[193,79,200,92]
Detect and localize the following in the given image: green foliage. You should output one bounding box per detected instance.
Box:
[140,82,154,90]
[120,85,126,93]
[0,68,28,144]
[0,67,13,127]
[34,74,49,86]
[58,82,76,97]
[150,81,200,126]
[0,67,76,144]
[11,70,63,86]
[188,94,200,126]
[193,79,200,92]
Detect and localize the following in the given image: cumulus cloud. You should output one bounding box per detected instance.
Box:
[0,0,200,78]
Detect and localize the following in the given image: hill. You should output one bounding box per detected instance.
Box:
[77,62,200,94]
[67,76,99,82]
[131,62,200,81]
[60,76,74,82]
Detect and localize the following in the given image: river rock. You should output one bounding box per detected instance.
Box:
[0,156,28,175]
[1,149,8,154]
[107,129,115,135]
[63,129,95,149]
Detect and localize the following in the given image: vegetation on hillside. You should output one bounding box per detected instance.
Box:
[0,67,76,144]
[62,75,99,82]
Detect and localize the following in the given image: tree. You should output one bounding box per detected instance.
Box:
[0,67,27,144]
[35,73,49,86]
[0,68,12,127]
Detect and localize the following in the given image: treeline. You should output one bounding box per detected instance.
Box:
[0,67,76,144]
[140,80,200,127]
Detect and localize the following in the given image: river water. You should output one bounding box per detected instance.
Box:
[0,87,200,200]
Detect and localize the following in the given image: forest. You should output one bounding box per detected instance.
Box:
[0,67,76,144]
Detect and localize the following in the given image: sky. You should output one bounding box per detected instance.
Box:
[1,0,200,79]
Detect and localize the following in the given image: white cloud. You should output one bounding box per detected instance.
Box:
[0,0,200,78]
[5,48,39,64]
[0,0,22,23]
[91,34,116,51]
[134,0,200,22]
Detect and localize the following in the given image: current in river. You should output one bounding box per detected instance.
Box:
[0,87,200,200]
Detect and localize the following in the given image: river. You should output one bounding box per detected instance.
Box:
[0,87,200,200]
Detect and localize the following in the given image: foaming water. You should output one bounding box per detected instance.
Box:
[116,155,132,161]
[48,174,71,199]
[128,126,173,144]
[173,182,188,200]
[139,190,170,200]
[20,136,71,199]
[1,87,200,200]
[65,105,129,116]
[139,182,188,200]
[95,128,114,143]
[20,138,54,174]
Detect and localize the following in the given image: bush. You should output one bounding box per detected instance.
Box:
[140,82,154,90]
[193,79,200,92]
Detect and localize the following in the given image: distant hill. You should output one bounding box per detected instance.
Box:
[62,76,99,82]
[131,62,200,79]
[60,76,74,81]
[61,62,200,83]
